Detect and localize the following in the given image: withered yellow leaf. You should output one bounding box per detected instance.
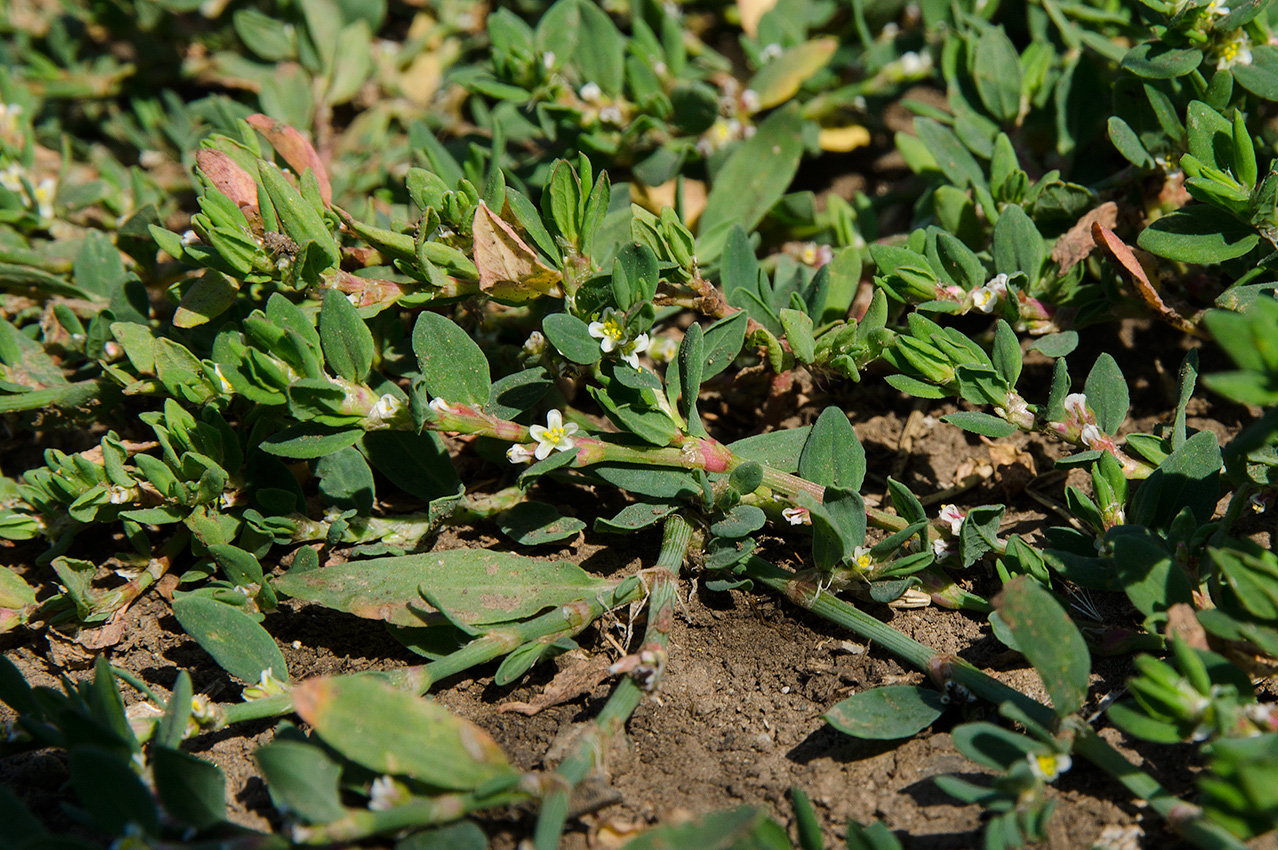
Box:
[818,125,872,153]
[472,201,563,302]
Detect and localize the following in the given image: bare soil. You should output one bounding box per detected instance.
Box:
[1,319,1262,849]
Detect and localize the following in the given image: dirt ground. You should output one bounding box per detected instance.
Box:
[0,319,1266,849]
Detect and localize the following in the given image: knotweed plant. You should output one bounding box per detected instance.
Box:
[0,0,1277,848]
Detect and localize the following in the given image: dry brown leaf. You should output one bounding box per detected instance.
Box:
[1091,222,1202,336]
[472,201,563,302]
[246,114,332,206]
[498,651,612,715]
[1166,602,1209,650]
[1051,201,1118,273]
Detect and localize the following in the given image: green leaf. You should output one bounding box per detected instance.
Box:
[255,739,347,824]
[1233,44,1278,100]
[914,118,986,189]
[726,426,810,473]
[590,464,699,499]
[824,685,947,740]
[171,596,288,684]
[992,204,1043,278]
[950,722,1041,770]
[942,411,1017,437]
[319,289,374,382]
[798,407,865,490]
[595,502,676,533]
[258,163,339,271]
[1186,100,1235,173]
[362,430,460,502]
[412,312,491,406]
[702,311,747,380]
[710,505,766,539]
[497,501,586,545]
[678,322,706,435]
[292,675,516,790]
[543,312,601,364]
[260,424,363,459]
[174,271,239,329]
[1138,206,1260,264]
[780,308,815,363]
[809,487,866,571]
[398,822,489,850]
[699,105,804,239]
[1130,429,1222,528]
[1121,42,1202,79]
[68,746,159,835]
[1084,353,1129,434]
[973,27,1023,122]
[1108,117,1155,169]
[1028,332,1078,358]
[151,746,226,831]
[274,549,611,628]
[996,577,1090,716]
[156,671,193,750]
[574,0,625,94]
[316,446,375,512]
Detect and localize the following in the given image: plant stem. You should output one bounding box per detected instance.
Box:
[532,513,694,850]
[741,557,1247,850]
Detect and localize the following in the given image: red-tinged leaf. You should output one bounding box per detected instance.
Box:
[1092,222,1202,336]
[291,675,516,790]
[195,149,259,212]
[247,114,332,206]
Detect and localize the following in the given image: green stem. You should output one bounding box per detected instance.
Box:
[293,788,529,844]
[0,380,100,413]
[742,558,1246,850]
[532,514,694,850]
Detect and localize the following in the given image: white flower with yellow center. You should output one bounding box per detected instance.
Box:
[506,443,536,464]
[1028,751,1072,782]
[618,332,650,369]
[1214,31,1253,69]
[0,163,24,193]
[783,506,811,525]
[529,409,578,460]
[33,177,55,219]
[368,776,409,811]
[939,504,965,534]
[1063,392,1088,420]
[588,308,629,355]
[853,546,873,570]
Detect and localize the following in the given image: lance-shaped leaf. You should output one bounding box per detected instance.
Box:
[247,114,331,206]
[273,549,612,629]
[171,596,288,685]
[319,288,374,382]
[413,311,491,407]
[472,201,563,302]
[291,675,516,790]
[699,104,804,242]
[995,577,1089,717]
[825,685,947,740]
[798,406,865,490]
[258,164,339,271]
[255,739,347,824]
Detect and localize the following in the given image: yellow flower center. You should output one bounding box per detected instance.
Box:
[544,425,567,443]
[601,318,625,341]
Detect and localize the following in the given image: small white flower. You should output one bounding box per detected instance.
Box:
[579,81,602,103]
[647,336,679,364]
[740,89,761,113]
[1027,751,1072,782]
[1214,31,1253,69]
[588,307,629,355]
[939,504,965,534]
[244,667,287,700]
[882,22,900,38]
[368,776,408,811]
[619,333,650,369]
[932,537,952,557]
[0,103,23,138]
[853,546,873,570]
[529,409,578,460]
[986,273,1009,295]
[181,229,200,245]
[428,397,456,413]
[0,162,24,193]
[1063,393,1088,420]
[599,105,624,125]
[1080,423,1104,449]
[371,393,403,421]
[523,330,546,356]
[760,43,784,62]
[33,177,55,219]
[783,506,811,525]
[971,284,999,313]
[897,51,932,76]
[506,443,536,464]
[542,51,556,69]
